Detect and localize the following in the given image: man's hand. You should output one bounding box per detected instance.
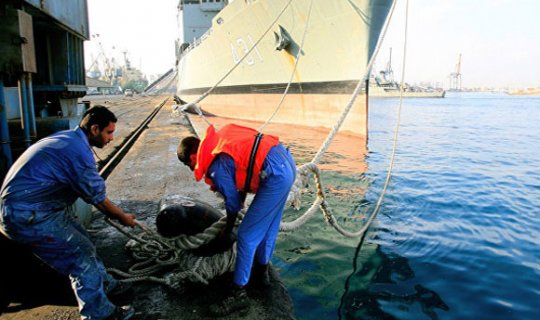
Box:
[96,197,136,227]
[209,229,236,253]
[221,230,237,246]
[119,213,136,227]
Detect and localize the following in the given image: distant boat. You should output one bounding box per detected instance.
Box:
[175,0,395,136]
[369,77,446,98]
[369,48,445,98]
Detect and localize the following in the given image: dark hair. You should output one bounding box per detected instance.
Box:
[79,105,117,133]
[177,136,200,166]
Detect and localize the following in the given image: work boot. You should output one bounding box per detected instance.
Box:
[105,305,135,320]
[250,262,271,288]
[107,281,134,300]
[208,285,250,316]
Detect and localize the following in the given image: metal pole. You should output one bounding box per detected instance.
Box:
[25,73,37,139]
[0,77,13,167]
[18,74,31,147]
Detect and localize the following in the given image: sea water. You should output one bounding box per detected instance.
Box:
[275,92,540,320]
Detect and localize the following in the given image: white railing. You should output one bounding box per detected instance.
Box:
[179,28,213,58]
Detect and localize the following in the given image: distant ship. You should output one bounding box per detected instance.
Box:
[369,75,446,98]
[369,48,445,98]
[175,0,395,136]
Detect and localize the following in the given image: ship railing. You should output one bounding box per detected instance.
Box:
[199,0,226,12]
[179,28,213,58]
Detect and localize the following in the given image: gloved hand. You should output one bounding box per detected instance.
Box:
[194,210,239,256]
[219,229,237,247]
[204,230,236,254]
[205,210,238,254]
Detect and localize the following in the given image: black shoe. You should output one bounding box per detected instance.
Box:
[250,262,271,288]
[107,281,133,299]
[208,286,250,316]
[105,305,135,320]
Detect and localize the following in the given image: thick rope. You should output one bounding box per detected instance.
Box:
[281,0,401,237]
[105,218,239,288]
[117,1,296,287]
[108,0,407,288]
[181,0,403,238]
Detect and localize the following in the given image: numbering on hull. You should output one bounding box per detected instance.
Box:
[230,34,264,65]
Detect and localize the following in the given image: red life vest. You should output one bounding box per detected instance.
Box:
[193,124,279,193]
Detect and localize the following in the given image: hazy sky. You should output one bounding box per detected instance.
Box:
[379,0,540,89]
[84,0,540,88]
[84,0,178,79]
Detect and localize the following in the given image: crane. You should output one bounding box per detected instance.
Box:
[86,34,116,84]
[449,53,462,91]
[86,53,102,79]
[122,51,132,71]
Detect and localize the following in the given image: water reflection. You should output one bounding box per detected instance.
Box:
[339,240,448,319]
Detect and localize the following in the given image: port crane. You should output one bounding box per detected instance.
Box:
[86,34,119,85]
[449,53,462,91]
[122,51,132,71]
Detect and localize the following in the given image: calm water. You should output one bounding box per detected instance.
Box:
[275,92,540,319]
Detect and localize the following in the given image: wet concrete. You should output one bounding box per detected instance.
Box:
[0,95,295,319]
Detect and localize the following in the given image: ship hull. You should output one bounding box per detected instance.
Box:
[176,0,394,136]
[181,91,368,134]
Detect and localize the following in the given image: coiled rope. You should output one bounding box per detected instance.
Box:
[105,216,239,288]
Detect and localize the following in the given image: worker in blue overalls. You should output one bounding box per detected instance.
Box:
[177,123,296,316]
[0,106,136,320]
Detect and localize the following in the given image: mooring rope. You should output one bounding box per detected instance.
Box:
[179,0,401,242]
[109,0,407,286]
[105,218,238,288]
[281,0,401,237]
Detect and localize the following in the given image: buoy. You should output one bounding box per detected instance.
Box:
[156,199,224,237]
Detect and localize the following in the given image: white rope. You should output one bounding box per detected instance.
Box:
[366,0,409,228]
[181,0,405,238]
[103,2,410,292]
[281,0,407,237]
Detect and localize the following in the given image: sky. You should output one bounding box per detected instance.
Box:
[376,0,540,89]
[84,0,178,81]
[84,0,540,89]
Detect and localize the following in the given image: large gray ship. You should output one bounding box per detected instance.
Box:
[175,0,394,136]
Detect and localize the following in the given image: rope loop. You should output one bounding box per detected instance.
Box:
[104,213,241,288]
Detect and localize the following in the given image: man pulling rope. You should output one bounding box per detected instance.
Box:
[177,123,296,316]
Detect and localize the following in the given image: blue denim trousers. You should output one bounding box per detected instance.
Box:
[0,204,116,319]
[234,144,296,286]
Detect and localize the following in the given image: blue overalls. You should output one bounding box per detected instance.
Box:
[208,143,296,286]
[0,127,118,319]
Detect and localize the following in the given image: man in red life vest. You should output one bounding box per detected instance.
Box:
[177,124,296,315]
